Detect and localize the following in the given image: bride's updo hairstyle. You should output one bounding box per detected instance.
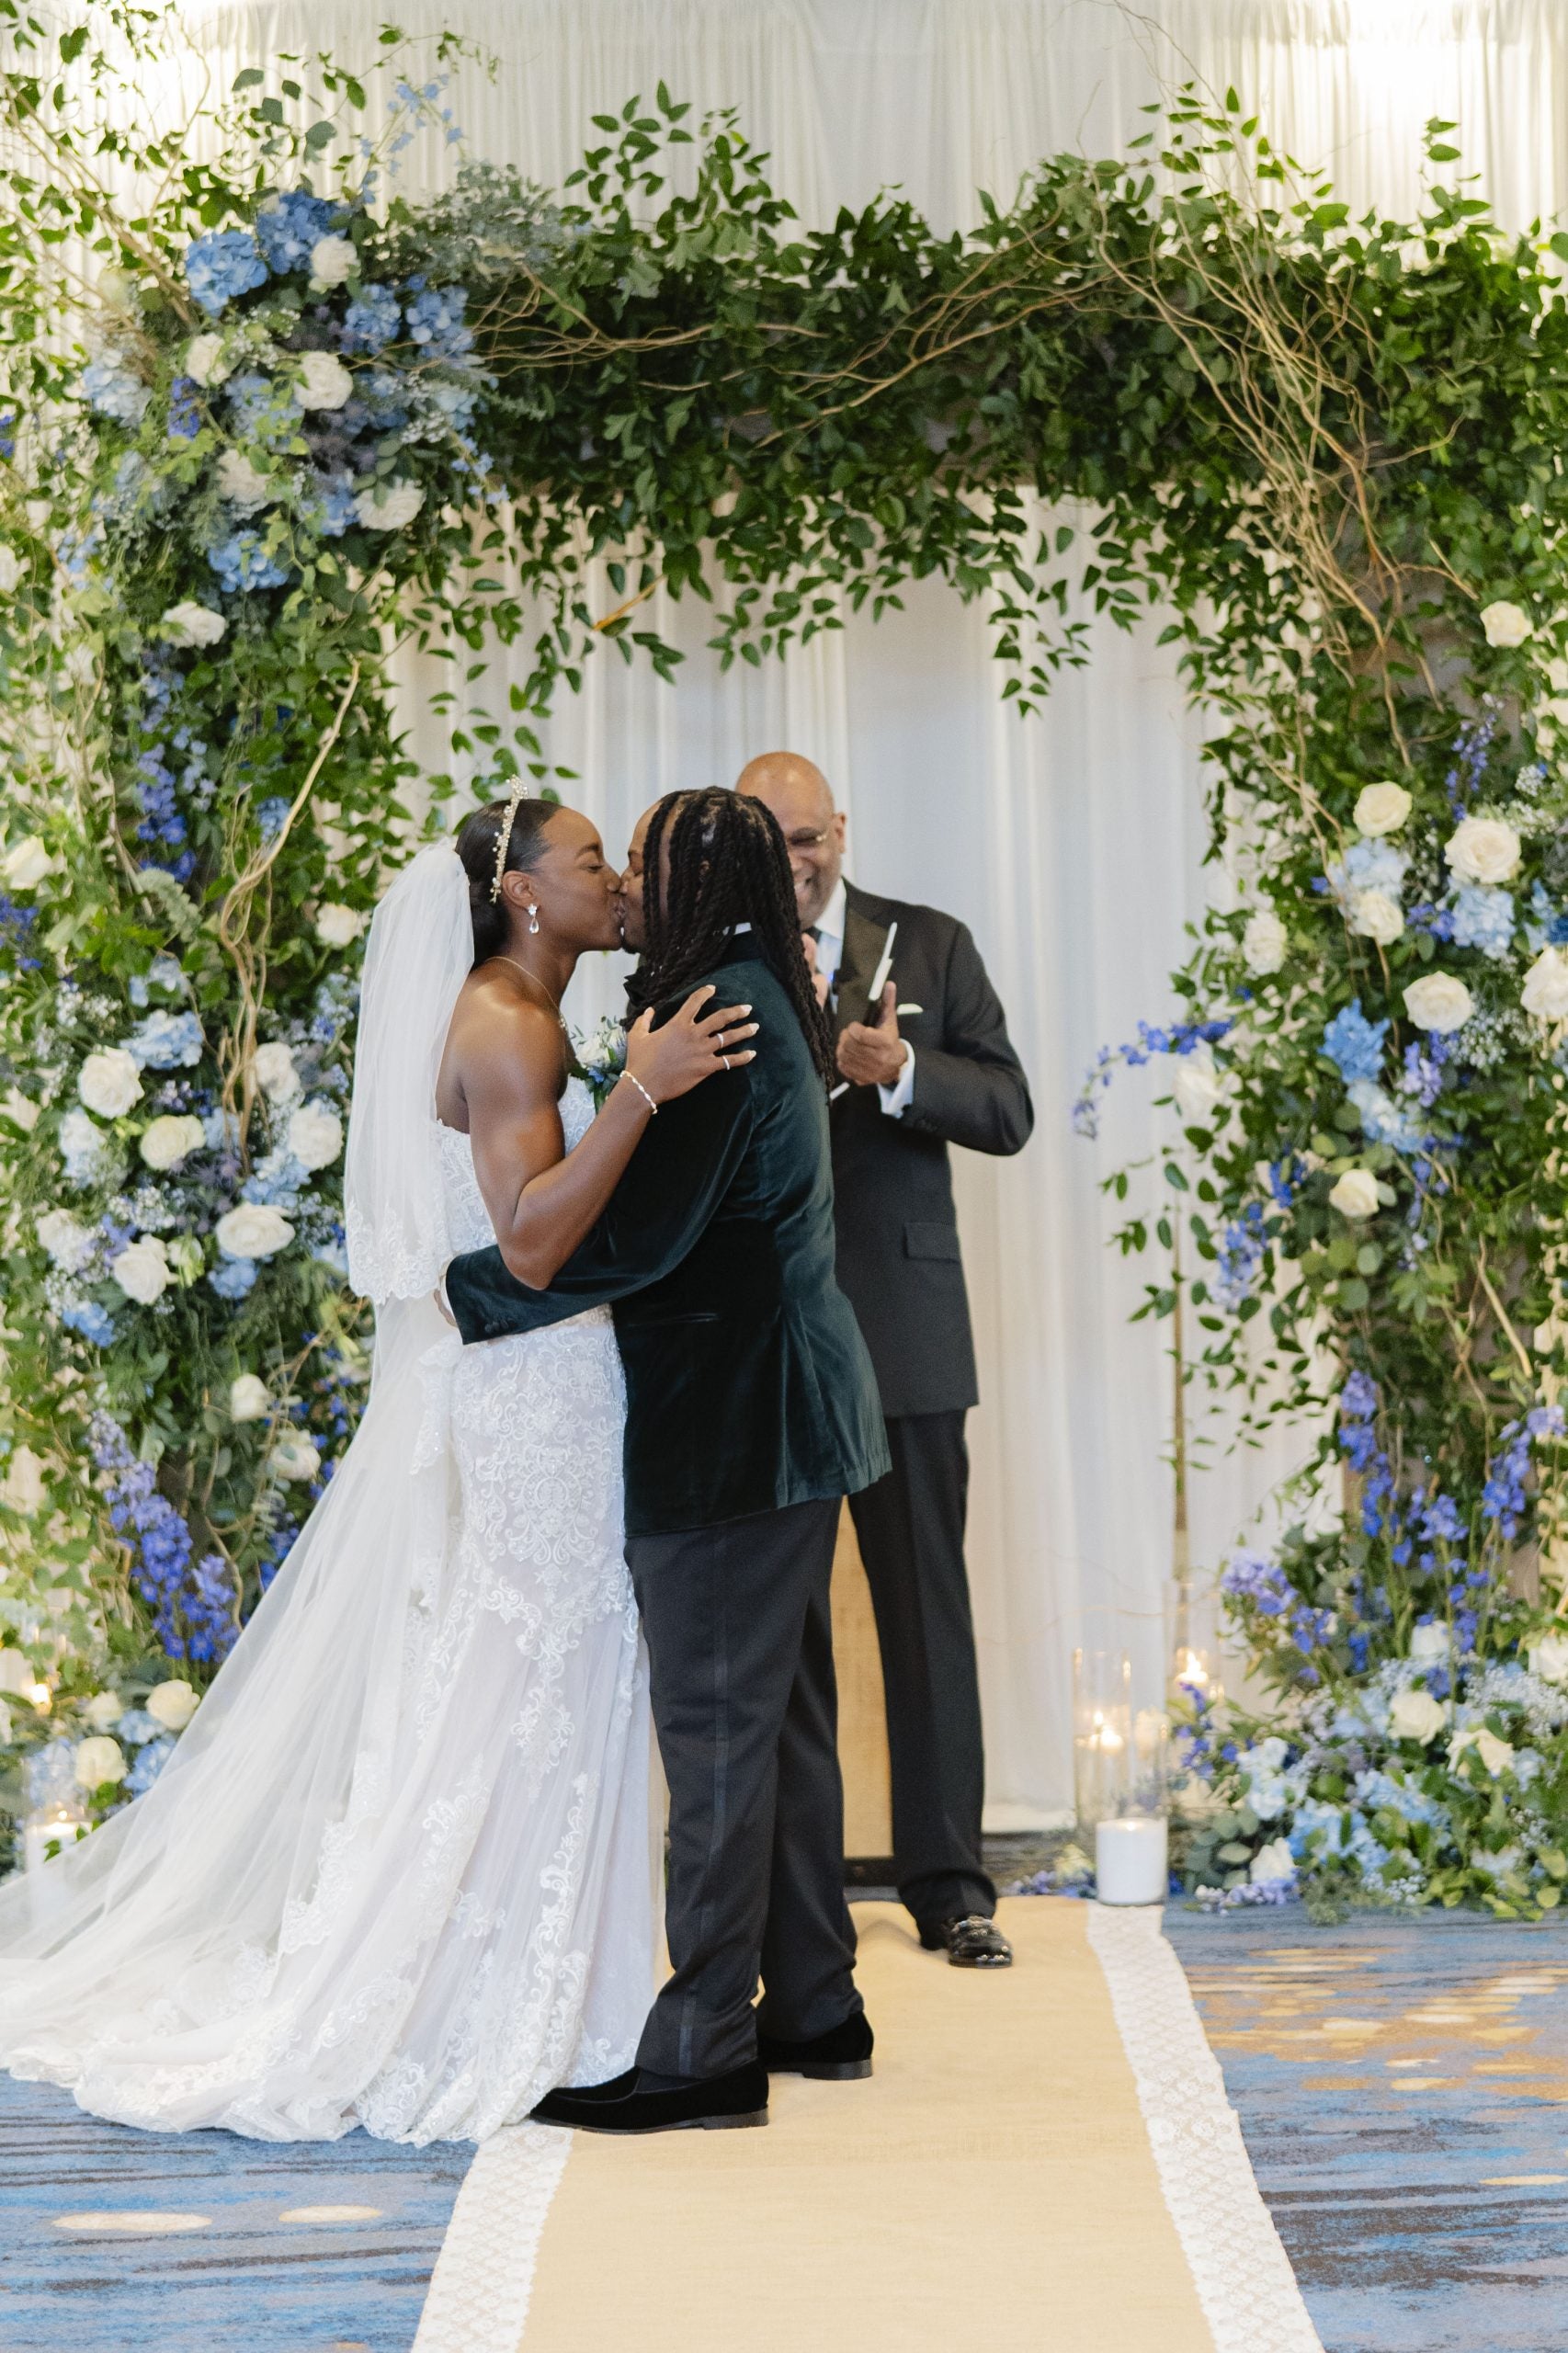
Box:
[456,794,560,966]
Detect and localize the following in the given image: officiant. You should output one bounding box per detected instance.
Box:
[737,753,1033,1971]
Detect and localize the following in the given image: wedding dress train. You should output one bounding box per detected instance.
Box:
[0,1060,657,2143]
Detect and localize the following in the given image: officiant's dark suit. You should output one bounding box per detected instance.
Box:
[445,921,888,2097]
[740,756,1033,1955]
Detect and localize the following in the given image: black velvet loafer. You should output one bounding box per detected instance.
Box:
[530,2060,768,2134]
[918,1914,1014,1969]
[756,2009,874,2080]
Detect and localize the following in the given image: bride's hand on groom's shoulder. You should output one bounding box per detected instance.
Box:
[621,988,758,1110]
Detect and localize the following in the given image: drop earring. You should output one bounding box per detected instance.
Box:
[528,904,540,936]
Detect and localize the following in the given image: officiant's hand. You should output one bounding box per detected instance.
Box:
[623,986,758,1108]
[837,982,907,1088]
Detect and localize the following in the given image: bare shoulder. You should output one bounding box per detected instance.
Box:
[439,970,565,1121]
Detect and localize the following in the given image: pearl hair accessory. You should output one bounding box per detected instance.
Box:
[489,780,531,902]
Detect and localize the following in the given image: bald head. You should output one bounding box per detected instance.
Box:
[735,751,845,927]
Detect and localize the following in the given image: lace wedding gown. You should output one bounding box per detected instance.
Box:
[0,1077,657,2143]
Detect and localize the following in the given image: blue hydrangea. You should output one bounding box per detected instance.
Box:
[129,952,186,1007]
[166,377,202,442]
[342,283,401,352]
[127,1734,176,1796]
[242,1144,307,1208]
[185,229,268,316]
[222,371,292,445]
[81,356,150,426]
[1352,1768,1449,1829]
[1322,999,1389,1086]
[210,1256,257,1301]
[1450,884,1515,959]
[1289,1798,1348,1861]
[114,1707,161,1747]
[208,532,289,593]
[1346,1077,1423,1151]
[126,1008,203,1070]
[253,189,340,273]
[404,283,472,359]
[61,1297,116,1346]
[306,472,358,538]
[1527,881,1568,950]
[256,796,292,840]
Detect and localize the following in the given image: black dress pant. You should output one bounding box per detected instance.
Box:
[848,1410,995,1927]
[626,1495,862,2081]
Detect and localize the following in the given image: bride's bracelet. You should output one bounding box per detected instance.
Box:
[619,1071,659,1118]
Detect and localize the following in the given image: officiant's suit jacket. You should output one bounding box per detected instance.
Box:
[830,881,1033,1417]
[443,935,890,1536]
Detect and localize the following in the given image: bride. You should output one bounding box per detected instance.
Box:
[0,790,756,2143]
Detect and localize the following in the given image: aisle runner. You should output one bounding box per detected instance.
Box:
[415,1899,1321,2353]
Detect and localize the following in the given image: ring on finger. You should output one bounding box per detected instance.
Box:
[722,1053,730,1070]
[714,1031,725,1051]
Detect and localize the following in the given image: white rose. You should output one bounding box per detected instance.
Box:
[1476,1727,1516,1776]
[36,1209,92,1270]
[294,349,353,411]
[288,1100,343,1171]
[110,1234,171,1306]
[74,1734,126,1790]
[270,1431,321,1483]
[1409,1620,1449,1665]
[0,1650,34,1696]
[2,1088,38,1132]
[139,1112,206,1171]
[314,902,368,949]
[1249,1837,1296,1887]
[1403,972,1474,1035]
[251,1040,300,1104]
[352,480,425,532]
[1351,889,1404,944]
[1,836,53,890]
[1530,1630,1568,1685]
[78,1047,143,1118]
[229,1372,273,1423]
[1390,1686,1446,1744]
[82,1689,124,1732]
[1522,947,1568,1022]
[162,600,227,649]
[1173,1046,1223,1125]
[215,448,273,511]
[0,1445,44,1515]
[184,331,231,387]
[145,1677,199,1732]
[1329,1167,1380,1220]
[1480,598,1532,648]
[215,1203,294,1261]
[0,546,24,596]
[1354,782,1413,836]
[308,233,358,288]
[1242,905,1288,975]
[1445,816,1521,886]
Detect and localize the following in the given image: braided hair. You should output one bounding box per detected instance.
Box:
[631,788,836,1087]
[455,795,559,966]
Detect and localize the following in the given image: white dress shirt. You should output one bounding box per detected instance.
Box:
[811,879,915,1118]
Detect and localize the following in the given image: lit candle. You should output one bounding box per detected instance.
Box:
[1095,1814,1169,1905]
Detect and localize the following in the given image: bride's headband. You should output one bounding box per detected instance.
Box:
[489,781,530,902]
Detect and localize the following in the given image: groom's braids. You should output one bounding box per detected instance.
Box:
[631,789,836,1087]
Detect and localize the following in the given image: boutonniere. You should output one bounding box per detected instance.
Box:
[570,1017,627,1112]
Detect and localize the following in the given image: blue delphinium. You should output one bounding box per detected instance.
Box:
[1322,999,1389,1086]
[342,283,402,352]
[1221,1548,1293,1617]
[1445,701,1499,815]
[0,893,40,972]
[1214,1201,1267,1311]
[1483,1405,1566,1541]
[82,355,150,426]
[165,377,202,442]
[90,1414,237,1661]
[127,1008,203,1069]
[185,229,268,315]
[1339,1371,1396,1540]
[1399,1034,1450,1108]
[209,531,289,593]
[253,188,340,273]
[1451,884,1515,959]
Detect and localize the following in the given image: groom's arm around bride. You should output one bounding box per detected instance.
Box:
[444,789,888,2133]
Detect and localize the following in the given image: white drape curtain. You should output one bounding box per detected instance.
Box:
[178,0,1568,1815]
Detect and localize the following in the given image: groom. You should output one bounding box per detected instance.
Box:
[442,789,889,2134]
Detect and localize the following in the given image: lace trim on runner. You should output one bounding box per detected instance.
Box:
[1086,1903,1324,2353]
[413,2122,572,2353]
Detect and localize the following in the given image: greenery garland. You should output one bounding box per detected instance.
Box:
[2,5,1567,1908]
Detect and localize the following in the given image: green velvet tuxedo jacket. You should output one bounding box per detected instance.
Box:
[444,937,891,1537]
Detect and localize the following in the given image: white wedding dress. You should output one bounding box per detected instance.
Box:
[0,854,658,2144]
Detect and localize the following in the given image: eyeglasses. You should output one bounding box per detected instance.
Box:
[783,828,833,852]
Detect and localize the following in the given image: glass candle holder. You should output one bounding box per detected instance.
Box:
[1073,1646,1132,1834]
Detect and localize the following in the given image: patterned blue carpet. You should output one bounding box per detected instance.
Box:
[0,2075,468,2352]
[1166,1904,1568,2353]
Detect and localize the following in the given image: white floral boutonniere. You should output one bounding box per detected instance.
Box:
[572,1017,627,1112]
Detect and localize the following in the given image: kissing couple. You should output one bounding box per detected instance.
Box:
[0,786,889,2143]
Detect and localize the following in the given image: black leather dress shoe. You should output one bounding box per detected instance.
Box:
[918,1914,1014,1969]
[530,2060,768,2134]
[756,2009,874,2079]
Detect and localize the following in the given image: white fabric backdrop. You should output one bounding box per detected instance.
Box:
[179,0,1568,1816]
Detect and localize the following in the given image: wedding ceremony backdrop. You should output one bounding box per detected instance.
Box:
[4,0,1568,1909]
